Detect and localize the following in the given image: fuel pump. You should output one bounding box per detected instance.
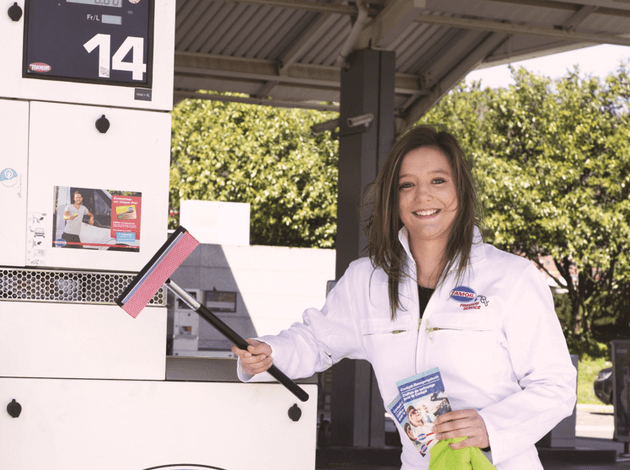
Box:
[0,1,316,468]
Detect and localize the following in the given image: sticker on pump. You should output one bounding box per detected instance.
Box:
[28,62,52,73]
[27,212,47,266]
[1,168,18,187]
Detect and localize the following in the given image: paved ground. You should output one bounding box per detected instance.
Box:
[577,404,616,440]
[316,404,630,469]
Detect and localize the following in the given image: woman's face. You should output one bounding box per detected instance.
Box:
[397,146,458,245]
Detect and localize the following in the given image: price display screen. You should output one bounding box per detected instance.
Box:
[67,0,123,8]
[23,0,153,87]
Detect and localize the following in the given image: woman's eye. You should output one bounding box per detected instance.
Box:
[399,182,413,190]
[432,178,446,184]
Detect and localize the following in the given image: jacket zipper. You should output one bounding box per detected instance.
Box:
[426,326,490,333]
[426,326,470,333]
[364,329,407,336]
[425,320,490,342]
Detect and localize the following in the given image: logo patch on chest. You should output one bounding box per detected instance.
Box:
[449,286,489,310]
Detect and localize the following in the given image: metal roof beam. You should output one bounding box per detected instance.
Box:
[414,13,630,46]
[444,0,630,15]
[173,91,340,111]
[253,80,281,97]
[477,4,598,65]
[219,0,630,17]
[546,0,630,11]
[481,39,594,66]
[357,0,427,49]
[418,29,486,89]
[253,12,341,98]
[398,32,508,133]
[561,4,597,31]
[220,0,373,16]
[176,51,283,81]
[175,51,423,93]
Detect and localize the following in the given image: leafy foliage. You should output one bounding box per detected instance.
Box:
[169,69,630,354]
[170,93,339,248]
[421,65,630,351]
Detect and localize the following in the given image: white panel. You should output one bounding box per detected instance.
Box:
[221,245,334,336]
[180,200,251,246]
[0,0,175,111]
[0,302,166,380]
[27,101,170,272]
[0,99,29,267]
[0,378,317,470]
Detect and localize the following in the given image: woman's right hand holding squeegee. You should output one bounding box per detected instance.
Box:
[232,339,274,376]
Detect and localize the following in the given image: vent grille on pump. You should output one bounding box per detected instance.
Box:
[0,267,165,305]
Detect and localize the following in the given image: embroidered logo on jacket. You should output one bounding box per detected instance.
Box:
[449,286,489,310]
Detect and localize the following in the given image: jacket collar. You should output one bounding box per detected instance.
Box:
[469,227,485,265]
[398,226,414,264]
[397,226,486,276]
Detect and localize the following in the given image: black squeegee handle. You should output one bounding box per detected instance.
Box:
[165,279,309,402]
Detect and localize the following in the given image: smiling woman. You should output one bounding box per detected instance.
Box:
[397,147,458,287]
[366,125,478,314]
[231,124,577,470]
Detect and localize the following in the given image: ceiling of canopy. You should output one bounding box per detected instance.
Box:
[173,0,630,129]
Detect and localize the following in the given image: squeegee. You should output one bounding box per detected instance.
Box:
[116,226,309,402]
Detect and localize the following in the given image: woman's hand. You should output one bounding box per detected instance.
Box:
[231,339,273,376]
[433,409,490,449]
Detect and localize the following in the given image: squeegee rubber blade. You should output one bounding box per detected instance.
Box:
[117,226,199,318]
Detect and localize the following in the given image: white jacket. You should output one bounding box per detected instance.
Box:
[239,229,577,469]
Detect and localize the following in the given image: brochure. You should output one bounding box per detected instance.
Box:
[389,367,452,457]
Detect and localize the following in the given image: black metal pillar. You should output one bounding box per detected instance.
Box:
[331,48,395,447]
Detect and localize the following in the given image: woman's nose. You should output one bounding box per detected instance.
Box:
[414,182,430,200]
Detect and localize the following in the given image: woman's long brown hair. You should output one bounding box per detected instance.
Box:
[364,125,479,319]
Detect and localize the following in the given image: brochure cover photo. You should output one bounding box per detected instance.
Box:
[389,367,452,457]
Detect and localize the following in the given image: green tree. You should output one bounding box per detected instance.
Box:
[170,93,339,248]
[421,66,630,352]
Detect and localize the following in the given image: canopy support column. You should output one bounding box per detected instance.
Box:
[332,48,395,447]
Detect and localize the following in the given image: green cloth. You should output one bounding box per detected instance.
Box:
[428,437,496,470]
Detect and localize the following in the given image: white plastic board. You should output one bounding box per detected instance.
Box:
[26,100,171,272]
[0,302,166,380]
[0,378,317,470]
[0,99,29,267]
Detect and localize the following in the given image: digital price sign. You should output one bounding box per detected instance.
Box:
[23,0,153,87]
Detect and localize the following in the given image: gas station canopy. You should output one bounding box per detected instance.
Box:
[173,3,630,445]
[173,0,630,130]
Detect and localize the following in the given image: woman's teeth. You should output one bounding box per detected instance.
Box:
[415,210,438,216]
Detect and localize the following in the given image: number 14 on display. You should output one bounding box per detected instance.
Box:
[84,34,146,80]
